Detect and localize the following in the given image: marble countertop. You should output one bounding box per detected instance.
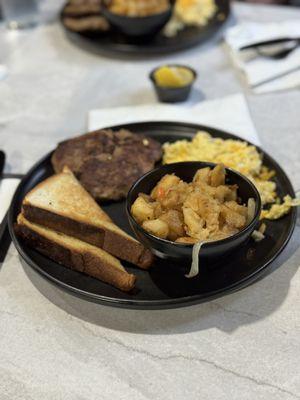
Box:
[1,1,300,399]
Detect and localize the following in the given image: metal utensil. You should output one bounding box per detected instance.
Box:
[240,38,300,51]
[241,38,300,60]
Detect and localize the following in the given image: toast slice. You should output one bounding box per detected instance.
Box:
[22,167,153,269]
[15,214,136,292]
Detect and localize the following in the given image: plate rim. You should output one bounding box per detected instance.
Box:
[8,121,297,309]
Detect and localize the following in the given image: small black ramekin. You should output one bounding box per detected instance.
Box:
[149,64,197,103]
[126,162,261,262]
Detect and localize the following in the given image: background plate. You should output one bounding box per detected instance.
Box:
[60,0,230,56]
[8,122,296,309]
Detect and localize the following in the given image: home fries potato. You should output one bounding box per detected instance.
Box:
[131,164,252,243]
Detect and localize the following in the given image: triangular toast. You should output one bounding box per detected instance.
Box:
[16,214,136,292]
[22,167,153,269]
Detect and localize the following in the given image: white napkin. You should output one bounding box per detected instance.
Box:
[225,21,300,94]
[0,179,20,222]
[89,93,260,145]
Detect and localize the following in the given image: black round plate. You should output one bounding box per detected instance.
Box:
[60,0,230,56]
[8,122,296,309]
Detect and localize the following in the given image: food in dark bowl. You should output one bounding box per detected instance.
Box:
[127,162,261,275]
[101,0,174,38]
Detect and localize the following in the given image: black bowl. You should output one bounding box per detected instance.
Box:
[127,162,261,262]
[150,64,197,103]
[101,1,173,39]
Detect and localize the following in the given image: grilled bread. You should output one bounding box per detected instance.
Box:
[15,214,136,292]
[22,167,153,269]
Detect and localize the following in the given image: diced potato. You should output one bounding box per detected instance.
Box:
[220,205,246,228]
[151,174,180,200]
[160,188,181,210]
[138,193,152,203]
[226,185,238,201]
[159,182,189,210]
[153,201,163,218]
[193,181,216,199]
[225,201,247,217]
[160,210,185,241]
[214,186,235,203]
[184,192,200,212]
[183,207,206,238]
[131,197,154,224]
[210,225,238,240]
[205,210,220,233]
[210,164,225,187]
[175,237,198,244]
[193,167,211,184]
[142,219,169,239]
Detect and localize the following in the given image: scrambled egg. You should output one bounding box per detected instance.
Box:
[175,0,217,25]
[164,0,217,37]
[163,131,299,220]
[261,196,300,220]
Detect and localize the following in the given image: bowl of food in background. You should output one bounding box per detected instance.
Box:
[150,64,197,102]
[127,162,261,276]
[101,0,174,39]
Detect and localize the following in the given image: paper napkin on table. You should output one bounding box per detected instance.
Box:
[0,179,20,222]
[225,21,300,94]
[88,93,260,145]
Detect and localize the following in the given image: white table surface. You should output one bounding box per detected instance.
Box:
[1,2,300,399]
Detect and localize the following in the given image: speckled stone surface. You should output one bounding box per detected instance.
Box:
[0,2,300,399]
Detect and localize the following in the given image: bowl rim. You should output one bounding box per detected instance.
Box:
[126,161,262,248]
[149,64,197,89]
[102,0,174,20]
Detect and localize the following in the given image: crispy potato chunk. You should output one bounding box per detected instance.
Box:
[193,167,211,184]
[225,201,247,217]
[214,185,237,203]
[151,174,180,200]
[183,207,209,240]
[176,237,199,244]
[142,219,169,239]
[220,204,246,228]
[210,164,225,187]
[153,201,163,218]
[159,181,190,211]
[131,197,154,223]
[160,210,185,241]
